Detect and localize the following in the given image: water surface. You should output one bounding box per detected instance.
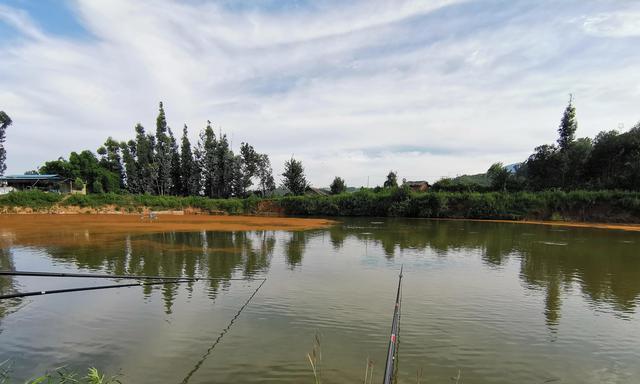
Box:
[1,218,639,383]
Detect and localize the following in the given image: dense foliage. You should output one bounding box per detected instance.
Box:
[278,188,640,223]
[35,103,276,197]
[281,157,308,195]
[434,98,640,193]
[330,176,346,195]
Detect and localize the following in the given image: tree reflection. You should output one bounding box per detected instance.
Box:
[328,218,640,324]
[0,248,20,326]
[37,230,275,314]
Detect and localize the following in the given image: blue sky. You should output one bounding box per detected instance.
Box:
[1,0,639,186]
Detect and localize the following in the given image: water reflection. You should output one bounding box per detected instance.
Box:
[327,219,640,322]
[1,230,276,316]
[1,218,639,330]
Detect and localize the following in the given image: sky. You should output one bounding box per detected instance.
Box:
[1,0,639,187]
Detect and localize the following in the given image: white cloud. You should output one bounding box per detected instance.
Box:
[583,11,640,38]
[1,0,640,186]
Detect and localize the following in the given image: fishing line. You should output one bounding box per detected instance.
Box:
[181,278,267,384]
[0,270,262,281]
[0,271,266,300]
[0,279,194,300]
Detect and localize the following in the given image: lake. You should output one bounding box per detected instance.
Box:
[1,218,639,383]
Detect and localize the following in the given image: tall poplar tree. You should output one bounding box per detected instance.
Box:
[557,95,577,152]
[180,124,200,196]
[134,123,155,194]
[169,128,181,195]
[154,102,173,195]
[197,121,217,198]
[215,132,232,198]
[0,111,12,176]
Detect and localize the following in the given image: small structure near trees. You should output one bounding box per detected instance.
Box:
[404,180,430,192]
[0,174,85,194]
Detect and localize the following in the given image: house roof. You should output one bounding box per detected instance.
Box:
[0,174,66,182]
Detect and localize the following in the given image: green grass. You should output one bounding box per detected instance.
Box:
[2,189,640,222]
[0,361,120,384]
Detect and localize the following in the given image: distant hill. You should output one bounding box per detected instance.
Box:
[451,173,491,187]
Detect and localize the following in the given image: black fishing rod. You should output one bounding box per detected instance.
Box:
[0,270,263,281]
[0,270,267,300]
[382,265,403,384]
[0,279,193,300]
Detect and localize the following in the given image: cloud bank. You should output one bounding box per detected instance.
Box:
[1,0,639,186]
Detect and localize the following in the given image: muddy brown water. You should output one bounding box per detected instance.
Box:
[0,216,639,383]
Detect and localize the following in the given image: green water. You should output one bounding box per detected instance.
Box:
[1,218,639,383]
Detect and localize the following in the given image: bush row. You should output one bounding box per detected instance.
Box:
[276,189,640,222]
[2,189,640,222]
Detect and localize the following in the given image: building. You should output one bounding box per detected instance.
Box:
[305,187,330,196]
[0,174,81,194]
[404,180,430,192]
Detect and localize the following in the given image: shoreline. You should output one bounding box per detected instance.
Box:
[1,212,639,232]
[424,217,640,232]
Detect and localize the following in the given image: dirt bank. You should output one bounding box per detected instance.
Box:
[0,214,336,248]
[431,218,640,232]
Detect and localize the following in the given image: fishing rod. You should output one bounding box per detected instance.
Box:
[0,278,193,300]
[382,265,403,384]
[0,270,264,281]
[0,271,267,300]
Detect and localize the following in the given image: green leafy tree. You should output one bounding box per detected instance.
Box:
[256,154,275,196]
[281,157,308,195]
[40,151,119,193]
[97,137,124,188]
[121,140,140,193]
[383,171,398,188]
[524,144,560,190]
[0,111,12,176]
[487,162,509,191]
[330,176,346,194]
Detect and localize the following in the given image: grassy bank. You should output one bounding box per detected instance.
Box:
[1,189,640,223]
[278,189,640,223]
[0,190,260,214]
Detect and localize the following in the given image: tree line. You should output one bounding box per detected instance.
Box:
[38,102,280,197]
[435,96,640,192]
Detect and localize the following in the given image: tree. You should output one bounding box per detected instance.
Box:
[97,137,124,188]
[121,140,140,193]
[154,102,173,195]
[330,176,346,194]
[197,121,217,198]
[180,125,200,196]
[281,157,308,195]
[215,132,233,198]
[383,171,398,188]
[557,95,577,152]
[487,162,509,191]
[168,128,181,195]
[40,150,120,193]
[524,144,560,190]
[134,123,155,194]
[256,154,275,196]
[0,111,12,176]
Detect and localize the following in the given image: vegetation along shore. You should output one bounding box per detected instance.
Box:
[1,99,640,227]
